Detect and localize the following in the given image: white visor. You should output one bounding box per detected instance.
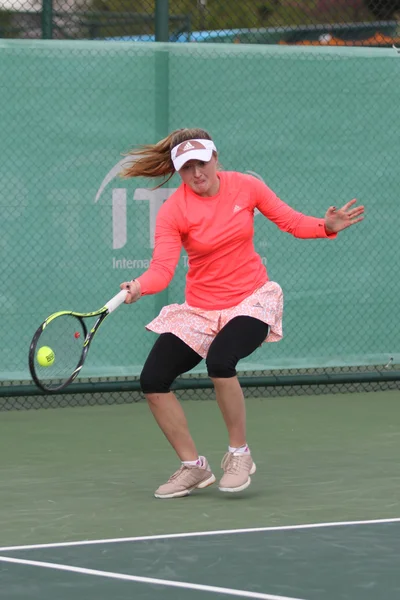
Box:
[171,138,217,171]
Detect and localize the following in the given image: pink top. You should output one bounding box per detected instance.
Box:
[137,172,336,310]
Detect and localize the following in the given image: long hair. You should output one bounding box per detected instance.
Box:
[120,128,214,187]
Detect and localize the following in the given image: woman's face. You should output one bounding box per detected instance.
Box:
[178,155,220,197]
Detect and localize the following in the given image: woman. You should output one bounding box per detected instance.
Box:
[119,127,364,499]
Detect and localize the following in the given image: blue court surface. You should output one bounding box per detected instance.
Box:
[1,517,400,599]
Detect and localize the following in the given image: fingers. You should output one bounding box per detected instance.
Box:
[122,279,142,304]
[342,214,364,230]
[341,198,358,211]
[337,199,365,220]
[124,291,136,304]
[349,206,364,218]
[340,198,366,215]
[327,200,364,222]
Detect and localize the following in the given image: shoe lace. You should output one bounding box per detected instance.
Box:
[167,466,186,482]
[167,464,197,483]
[221,453,243,474]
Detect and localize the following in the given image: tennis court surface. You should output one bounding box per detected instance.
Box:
[2,518,400,599]
[1,391,400,599]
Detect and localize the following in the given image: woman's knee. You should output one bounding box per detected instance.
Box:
[206,351,237,378]
[140,366,174,394]
[140,333,202,394]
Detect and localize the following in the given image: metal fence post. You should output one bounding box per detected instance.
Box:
[153,46,170,316]
[154,1,170,315]
[155,0,169,42]
[41,0,53,39]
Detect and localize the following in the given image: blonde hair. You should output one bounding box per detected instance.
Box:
[121,127,215,187]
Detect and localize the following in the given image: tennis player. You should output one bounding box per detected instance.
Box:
[119,128,364,499]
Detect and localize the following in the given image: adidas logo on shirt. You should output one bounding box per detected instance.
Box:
[233,205,242,213]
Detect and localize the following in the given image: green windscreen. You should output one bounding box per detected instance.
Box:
[0,40,398,380]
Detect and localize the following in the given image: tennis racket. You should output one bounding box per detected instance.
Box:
[29,289,128,393]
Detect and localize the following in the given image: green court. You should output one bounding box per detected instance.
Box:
[1,391,400,598]
[1,25,399,600]
[1,519,400,599]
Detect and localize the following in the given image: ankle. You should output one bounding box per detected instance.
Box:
[228,444,250,454]
[182,456,204,467]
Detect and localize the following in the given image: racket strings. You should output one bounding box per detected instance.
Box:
[33,315,86,388]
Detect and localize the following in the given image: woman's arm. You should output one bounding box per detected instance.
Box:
[137,211,182,294]
[253,178,336,239]
[121,207,183,303]
[252,176,364,238]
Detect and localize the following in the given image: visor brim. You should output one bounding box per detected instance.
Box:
[173,148,214,171]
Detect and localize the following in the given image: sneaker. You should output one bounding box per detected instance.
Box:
[219,452,256,493]
[154,457,216,499]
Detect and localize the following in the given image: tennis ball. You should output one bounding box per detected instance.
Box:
[37,346,55,367]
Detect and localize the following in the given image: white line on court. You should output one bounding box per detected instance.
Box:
[0,555,307,600]
[0,516,399,553]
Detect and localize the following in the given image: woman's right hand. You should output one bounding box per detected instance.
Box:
[120,279,142,304]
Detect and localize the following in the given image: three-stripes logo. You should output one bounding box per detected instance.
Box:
[176,140,207,156]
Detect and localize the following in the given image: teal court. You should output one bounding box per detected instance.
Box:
[1,518,400,599]
[1,392,400,599]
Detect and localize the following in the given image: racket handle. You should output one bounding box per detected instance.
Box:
[105,289,128,313]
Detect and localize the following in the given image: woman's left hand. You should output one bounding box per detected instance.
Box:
[324,199,365,234]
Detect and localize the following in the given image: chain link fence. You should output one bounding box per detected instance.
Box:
[1,1,399,44]
[1,1,399,409]
[1,365,400,412]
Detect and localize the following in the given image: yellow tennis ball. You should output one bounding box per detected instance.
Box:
[37,346,55,367]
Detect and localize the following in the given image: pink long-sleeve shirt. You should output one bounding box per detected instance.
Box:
[137,172,335,310]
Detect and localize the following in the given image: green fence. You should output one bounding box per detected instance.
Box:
[0,39,399,392]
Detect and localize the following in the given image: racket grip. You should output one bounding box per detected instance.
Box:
[105,289,128,313]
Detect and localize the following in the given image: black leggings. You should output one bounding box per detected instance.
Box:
[140,316,269,394]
